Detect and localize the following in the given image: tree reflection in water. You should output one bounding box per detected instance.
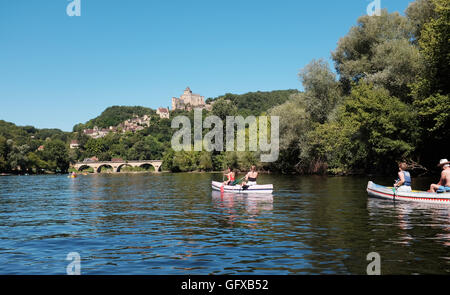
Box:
[211,191,273,227]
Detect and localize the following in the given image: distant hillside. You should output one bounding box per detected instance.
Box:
[206,89,300,116]
[73,90,299,132]
[73,106,155,131]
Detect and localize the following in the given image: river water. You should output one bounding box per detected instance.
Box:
[0,173,448,274]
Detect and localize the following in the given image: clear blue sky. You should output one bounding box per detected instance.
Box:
[0,0,413,131]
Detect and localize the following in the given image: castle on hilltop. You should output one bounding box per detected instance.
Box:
[172,87,212,111]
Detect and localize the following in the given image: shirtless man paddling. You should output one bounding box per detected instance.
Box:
[430,159,450,193]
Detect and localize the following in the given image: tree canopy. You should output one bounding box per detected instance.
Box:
[268,0,449,175]
[73,106,154,132]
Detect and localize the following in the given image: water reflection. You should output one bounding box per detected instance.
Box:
[1,174,449,274]
[245,194,274,216]
[367,198,450,249]
[211,191,273,227]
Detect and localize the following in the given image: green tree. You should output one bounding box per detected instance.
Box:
[75,106,154,130]
[212,99,238,121]
[409,0,450,167]
[406,0,437,42]
[0,155,7,172]
[413,93,450,167]
[42,140,70,173]
[298,59,341,123]
[172,151,197,172]
[237,151,259,171]
[413,0,450,97]
[207,90,299,117]
[269,94,311,173]
[84,138,107,157]
[0,136,9,172]
[162,148,175,171]
[198,151,213,171]
[308,84,419,174]
[415,94,450,135]
[8,144,31,172]
[74,132,90,148]
[331,10,420,101]
[223,152,239,170]
[27,152,48,173]
[368,39,423,100]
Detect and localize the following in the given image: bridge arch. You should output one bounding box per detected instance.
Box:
[73,160,162,174]
[139,163,156,172]
[77,164,93,172]
[117,163,132,172]
[97,164,114,173]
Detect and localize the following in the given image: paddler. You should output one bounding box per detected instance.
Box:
[242,165,258,187]
[429,159,450,193]
[223,167,235,186]
[394,162,412,192]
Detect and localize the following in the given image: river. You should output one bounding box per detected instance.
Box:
[0,173,448,274]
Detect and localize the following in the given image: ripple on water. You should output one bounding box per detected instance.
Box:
[0,174,449,274]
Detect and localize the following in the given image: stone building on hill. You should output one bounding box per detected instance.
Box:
[83,126,114,139]
[156,107,170,119]
[171,87,212,111]
[70,140,80,149]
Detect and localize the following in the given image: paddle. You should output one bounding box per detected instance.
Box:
[392,180,398,201]
[233,176,246,185]
[221,174,225,193]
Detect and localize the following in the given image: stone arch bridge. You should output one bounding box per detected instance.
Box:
[73,160,163,173]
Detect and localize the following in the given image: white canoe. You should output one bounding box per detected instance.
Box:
[367,181,450,205]
[212,181,273,194]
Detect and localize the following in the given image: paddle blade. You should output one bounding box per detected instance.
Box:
[220,185,224,193]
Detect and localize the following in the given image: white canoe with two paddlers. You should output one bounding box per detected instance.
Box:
[367,181,450,205]
[211,181,273,194]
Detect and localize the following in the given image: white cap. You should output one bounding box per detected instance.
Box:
[438,159,450,167]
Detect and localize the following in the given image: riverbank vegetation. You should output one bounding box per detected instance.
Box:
[0,0,448,176]
[270,0,449,175]
[0,121,71,174]
[165,0,449,175]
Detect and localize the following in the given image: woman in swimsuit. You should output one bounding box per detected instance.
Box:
[223,167,235,185]
[242,165,258,186]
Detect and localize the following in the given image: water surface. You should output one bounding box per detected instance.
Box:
[0,173,448,274]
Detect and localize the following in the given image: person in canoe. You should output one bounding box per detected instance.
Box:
[223,167,235,186]
[429,159,450,193]
[394,162,412,192]
[242,165,258,186]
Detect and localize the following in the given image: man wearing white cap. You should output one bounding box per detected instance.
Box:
[429,159,450,193]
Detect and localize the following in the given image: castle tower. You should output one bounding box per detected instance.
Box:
[171,87,207,110]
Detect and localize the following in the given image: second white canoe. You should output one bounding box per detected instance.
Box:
[211,181,273,194]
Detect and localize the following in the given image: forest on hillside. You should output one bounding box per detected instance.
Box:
[0,90,296,173]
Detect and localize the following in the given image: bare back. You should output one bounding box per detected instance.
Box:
[441,168,450,186]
